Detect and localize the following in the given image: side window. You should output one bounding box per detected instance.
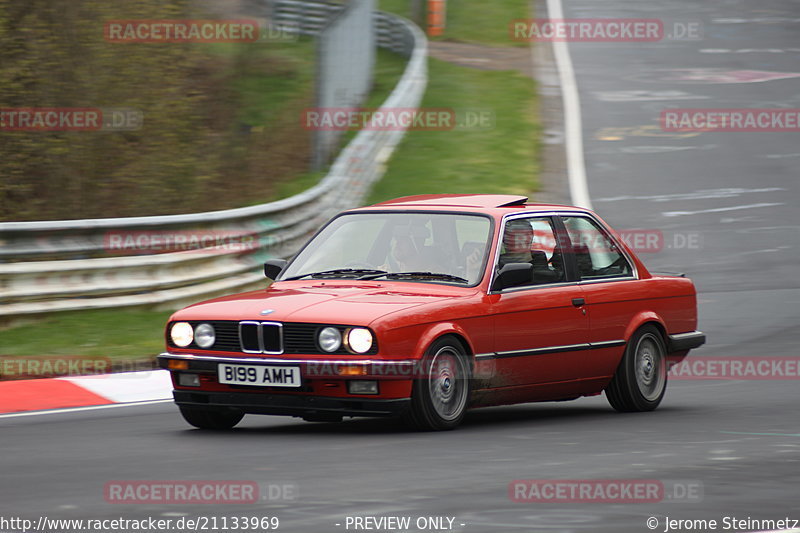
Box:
[497,216,566,287]
[561,216,633,280]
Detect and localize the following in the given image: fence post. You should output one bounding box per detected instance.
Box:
[410,0,425,26]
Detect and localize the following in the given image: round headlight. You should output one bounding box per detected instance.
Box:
[194,323,216,349]
[170,322,194,347]
[347,328,373,354]
[318,327,342,353]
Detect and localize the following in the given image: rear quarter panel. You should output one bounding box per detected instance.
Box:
[583,275,698,380]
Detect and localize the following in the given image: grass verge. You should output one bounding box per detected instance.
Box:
[0,309,173,379]
[370,0,540,202]
[367,57,540,203]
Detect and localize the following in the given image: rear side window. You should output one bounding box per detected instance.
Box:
[561,216,633,280]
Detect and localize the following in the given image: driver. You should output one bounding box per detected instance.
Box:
[391,235,425,271]
[498,219,536,267]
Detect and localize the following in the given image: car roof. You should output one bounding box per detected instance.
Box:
[359,194,587,214]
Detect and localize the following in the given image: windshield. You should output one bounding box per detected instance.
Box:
[279,212,493,285]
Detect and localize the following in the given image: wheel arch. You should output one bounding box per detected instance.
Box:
[623,312,668,346]
[413,322,474,358]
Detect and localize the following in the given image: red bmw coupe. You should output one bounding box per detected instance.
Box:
[158,194,704,430]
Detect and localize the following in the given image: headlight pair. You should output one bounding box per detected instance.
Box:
[170,322,215,349]
[318,326,373,354]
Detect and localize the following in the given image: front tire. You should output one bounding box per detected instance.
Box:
[179,405,244,430]
[605,325,667,412]
[405,337,472,431]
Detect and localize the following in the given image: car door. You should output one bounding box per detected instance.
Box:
[486,215,590,391]
[560,214,639,380]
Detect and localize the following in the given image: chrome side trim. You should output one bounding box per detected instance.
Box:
[491,281,580,295]
[495,343,590,358]
[577,276,636,285]
[590,339,627,349]
[475,339,626,360]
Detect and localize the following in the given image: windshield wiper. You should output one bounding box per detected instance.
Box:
[283,268,388,281]
[359,271,469,284]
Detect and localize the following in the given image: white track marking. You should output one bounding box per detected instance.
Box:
[662,202,784,217]
[59,369,172,403]
[545,0,592,209]
[595,187,785,203]
[0,399,173,419]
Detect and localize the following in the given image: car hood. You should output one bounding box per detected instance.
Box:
[172,281,469,326]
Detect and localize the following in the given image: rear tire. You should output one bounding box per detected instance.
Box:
[404,337,471,431]
[605,325,667,412]
[179,405,244,430]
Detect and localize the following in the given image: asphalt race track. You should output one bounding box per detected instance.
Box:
[2,1,799,532]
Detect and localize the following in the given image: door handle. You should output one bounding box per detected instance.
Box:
[572,298,585,307]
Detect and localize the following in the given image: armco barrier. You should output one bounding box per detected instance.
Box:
[0,4,428,318]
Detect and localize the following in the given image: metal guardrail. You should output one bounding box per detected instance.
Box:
[0,4,428,318]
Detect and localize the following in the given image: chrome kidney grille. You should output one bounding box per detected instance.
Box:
[239,321,284,354]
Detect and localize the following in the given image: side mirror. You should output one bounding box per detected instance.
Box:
[264,259,288,280]
[492,263,533,291]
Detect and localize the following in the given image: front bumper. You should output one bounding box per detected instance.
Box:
[157,352,413,418]
[173,390,409,417]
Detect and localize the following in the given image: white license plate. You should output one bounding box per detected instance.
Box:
[218,364,301,388]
